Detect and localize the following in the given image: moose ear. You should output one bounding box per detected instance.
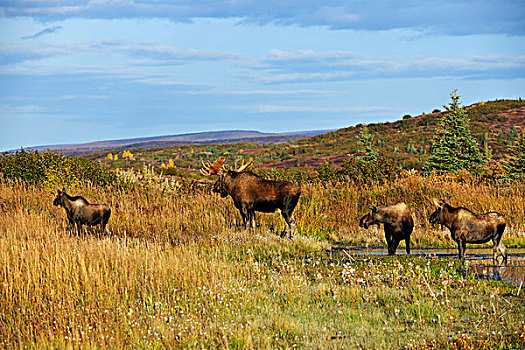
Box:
[444,196,451,204]
[62,186,66,192]
[432,198,442,208]
[368,204,378,212]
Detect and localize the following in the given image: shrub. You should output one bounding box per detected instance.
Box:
[0,149,117,188]
[316,156,402,185]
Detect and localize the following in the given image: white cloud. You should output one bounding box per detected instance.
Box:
[248,105,401,113]
[258,50,525,82]
[258,72,354,84]
[2,1,524,35]
[186,89,345,96]
[0,104,46,113]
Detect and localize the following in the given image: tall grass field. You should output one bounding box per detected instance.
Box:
[1,162,524,348]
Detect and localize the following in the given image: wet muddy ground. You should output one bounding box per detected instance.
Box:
[328,245,525,287]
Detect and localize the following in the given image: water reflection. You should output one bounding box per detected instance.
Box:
[464,261,525,287]
[329,245,525,286]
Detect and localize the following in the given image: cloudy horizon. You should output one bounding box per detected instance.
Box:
[1,1,524,151]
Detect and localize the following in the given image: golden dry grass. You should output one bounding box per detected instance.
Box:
[0,175,524,348]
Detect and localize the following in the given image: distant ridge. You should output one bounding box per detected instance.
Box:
[25,129,333,156]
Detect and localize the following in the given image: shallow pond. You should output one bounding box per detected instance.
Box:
[328,245,525,287]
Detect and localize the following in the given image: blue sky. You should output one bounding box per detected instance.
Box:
[1,1,524,151]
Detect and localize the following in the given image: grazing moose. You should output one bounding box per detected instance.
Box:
[429,198,507,263]
[359,202,414,255]
[201,157,301,238]
[53,187,111,235]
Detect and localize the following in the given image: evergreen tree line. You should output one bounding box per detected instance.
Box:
[357,90,525,179]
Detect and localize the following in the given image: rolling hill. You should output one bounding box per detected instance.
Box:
[28,129,334,156]
[83,98,525,173]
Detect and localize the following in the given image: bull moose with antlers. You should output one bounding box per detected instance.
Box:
[201,157,301,238]
[429,198,507,263]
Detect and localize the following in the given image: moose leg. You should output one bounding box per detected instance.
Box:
[405,236,411,255]
[68,219,75,232]
[249,211,256,229]
[457,240,466,259]
[101,210,111,235]
[281,194,299,239]
[384,228,395,255]
[245,204,257,231]
[493,223,507,264]
[76,221,83,236]
[289,214,297,238]
[501,243,508,264]
[101,221,109,236]
[492,242,498,264]
[493,241,507,265]
[281,211,296,239]
[239,204,250,230]
[391,238,401,255]
[65,214,75,232]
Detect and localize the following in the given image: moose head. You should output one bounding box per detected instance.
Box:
[200,157,253,197]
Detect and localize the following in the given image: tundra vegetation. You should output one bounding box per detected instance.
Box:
[1,148,524,349]
[1,94,524,348]
[82,98,525,172]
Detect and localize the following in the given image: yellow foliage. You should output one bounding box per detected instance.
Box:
[160,162,166,168]
[114,155,119,161]
[121,150,134,159]
[167,159,175,168]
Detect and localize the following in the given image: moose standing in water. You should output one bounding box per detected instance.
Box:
[53,187,111,235]
[429,198,507,263]
[201,157,301,238]
[359,202,414,255]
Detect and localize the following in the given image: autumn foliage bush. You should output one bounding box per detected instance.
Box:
[316,156,402,184]
[0,149,117,188]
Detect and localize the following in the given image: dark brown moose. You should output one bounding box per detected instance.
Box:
[429,198,507,263]
[201,157,301,238]
[53,187,111,235]
[359,202,414,255]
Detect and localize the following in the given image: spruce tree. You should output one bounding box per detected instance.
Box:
[358,125,378,163]
[424,90,484,174]
[505,131,525,179]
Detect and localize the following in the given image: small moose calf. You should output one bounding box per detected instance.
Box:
[53,187,111,235]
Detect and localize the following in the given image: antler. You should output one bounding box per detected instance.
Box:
[235,157,253,172]
[200,156,226,177]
